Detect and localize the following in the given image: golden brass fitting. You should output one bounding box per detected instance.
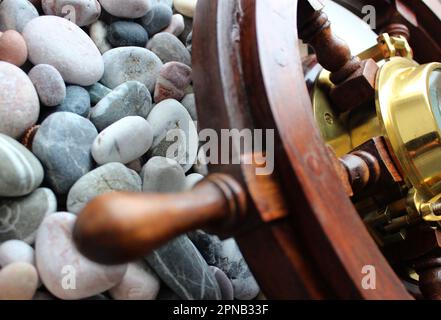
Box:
[376,57,441,200]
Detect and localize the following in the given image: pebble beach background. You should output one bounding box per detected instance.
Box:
[0,0,260,300]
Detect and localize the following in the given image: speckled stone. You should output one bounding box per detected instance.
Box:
[99,0,152,18]
[92,116,153,165]
[0,0,39,33]
[0,134,44,197]
[87,82,112,105]
[23,16,104,86]
[67,162,142,214]
[0,62,39,139]
[0,262,39,300]
[147,32,191,66]
[54,86,91,118]
[42,0,102,27]
[145,235,221,300]
[109,261,160,300]
[0,30,28,67]
[139,3,173,36]
[174,0,197,18]
[36,212,128,300]
[90,81,152,131]
[29,64,66,107]
[154,62,192,103]
[188,231,260,300]
[32,112,98,195]
[101,47,163,92]
[107,21,148,47]
[0,188,57,244]
[147,99,198,172]
[89,20,112,54]
[0,240,35,267]
[162,14,185,37]
[141,157,186,193]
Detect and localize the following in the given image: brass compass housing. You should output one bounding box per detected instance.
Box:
[312,34,441,227]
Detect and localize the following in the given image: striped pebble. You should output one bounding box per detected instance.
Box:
[0,133,44,197]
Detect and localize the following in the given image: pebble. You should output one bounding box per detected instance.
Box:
[107,21,148,47]
[209,266,234,300]
[154,62,192,103]
[101,47,163,92]
[89,20,112,54]
[188,232,260,300]
[67,162,142,214]
[0,134,44,197]
[174,0,197,18]
[99,0,151,18]
[32,112,98,195]
[147,99,198,172]
[145,235,221,300]
[54,86,91,118]
[186,31,192,53]
[185,173,204,190]
[109,261,160,300]
[0,240,35,267]
[139,3,173,36]
[162,14,185,37]
[0,188,57,244]
[0,62,39,139]
[0,30,28,67]
[90,81,153,131]
[0,0,39,33]
[179,16,193,44]
[147,32,191,66]
[41,0,102,27]
[92,116,153,165]
[29,64,66,107]
[35,212,128,300]
[181,93,197,121]
[87,82,112,105]
[0,262,39,300]
[23,16,104,86]
[141,157,186,193]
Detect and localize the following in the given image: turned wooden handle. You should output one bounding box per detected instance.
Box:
[73,174,247,265]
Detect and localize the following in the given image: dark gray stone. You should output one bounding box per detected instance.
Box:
[147,32,191,66]
[90,81,153,131]
[139,4,173,36]
[107,21,149,47]
[32,112,98,195]
[188,231,260,300]
[145,235,221,300]
[186,31,192,53]
[54,86,91,118]
[0,188,57,245]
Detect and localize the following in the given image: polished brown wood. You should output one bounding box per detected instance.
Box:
[297,0,378,113]
[73,174,247,265]
[414,255,441,300]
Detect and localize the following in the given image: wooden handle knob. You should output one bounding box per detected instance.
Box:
[72,174,247,265]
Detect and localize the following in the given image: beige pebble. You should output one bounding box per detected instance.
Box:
[0,262,39,300]
[0,30,28,66]
[174,0,198,18]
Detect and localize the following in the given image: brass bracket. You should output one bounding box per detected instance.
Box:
[358,33,413,62]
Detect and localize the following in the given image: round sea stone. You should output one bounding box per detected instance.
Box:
[99,0,151,18]
[29,64,66,107]
[0,0,39,33]
[0,30,28,67]
[147,32,191,66]
[0,133,44,197]
[0,62,39,139]
[139,3,173,36]
[23,16,104,86]
[54,86,91,118]
[32,112,98,195]
[107,21,148,47]
[41,0,102,27]
[0,262,39,300]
